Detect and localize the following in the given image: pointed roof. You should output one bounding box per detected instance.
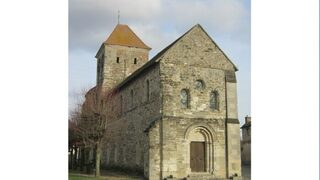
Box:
[104,24,151,50]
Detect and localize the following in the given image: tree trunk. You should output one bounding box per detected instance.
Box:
[69,147,73,169]
[85,148,91,174]
[80,147,84,171]
[73,146,78,170]
[95,142,101,176]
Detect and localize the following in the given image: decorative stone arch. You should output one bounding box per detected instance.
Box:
[184,123,216,174]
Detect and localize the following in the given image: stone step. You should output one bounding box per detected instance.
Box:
[164,174,242,180]
[186,174,229,180]
[187,178,228,180]
[187,178,235,180]
[189,174,213,177]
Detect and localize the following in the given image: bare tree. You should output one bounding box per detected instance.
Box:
[69,85,119,176]
[69,91,84,170]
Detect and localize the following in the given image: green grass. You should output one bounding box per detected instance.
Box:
[69,173,143,180]
[69,174,106,180]
[69,167,145,180]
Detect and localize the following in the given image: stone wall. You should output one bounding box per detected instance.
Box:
[226,123,242,177]
[225,81,241,177]
[100,63,161,176]
[160,117,227,179]
[99,44,149,90]
[241,120,251,165]
[160,25,236,71]
[98,24,241,180]
[153,25,239,179]
[242,127,251,142]
[241,142,251,165]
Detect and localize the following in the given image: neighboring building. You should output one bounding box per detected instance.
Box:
[88,23,242,179]
[241,116,251,165]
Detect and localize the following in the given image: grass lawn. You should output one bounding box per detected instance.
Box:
[69,172,143,180]
[69,174,107,180]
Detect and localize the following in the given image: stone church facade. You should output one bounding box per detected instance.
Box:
[92,23,242,179]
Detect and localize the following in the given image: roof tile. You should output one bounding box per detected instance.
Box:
[104,24,151,50]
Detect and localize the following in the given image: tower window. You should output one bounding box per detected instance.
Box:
[180,89,189,108]
[134,58,137,64]
[116,57,120,63]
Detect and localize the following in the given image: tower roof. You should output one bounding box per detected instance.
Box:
[104,24,151,50]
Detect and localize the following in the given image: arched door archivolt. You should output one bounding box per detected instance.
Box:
[184,123,215,174]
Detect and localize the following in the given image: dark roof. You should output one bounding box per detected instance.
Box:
[241,121,251,129]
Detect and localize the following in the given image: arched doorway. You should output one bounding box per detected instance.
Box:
[185,124,214,174]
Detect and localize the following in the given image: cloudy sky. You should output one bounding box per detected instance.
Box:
[69,0,251,125]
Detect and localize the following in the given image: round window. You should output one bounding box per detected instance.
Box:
[195,80,205,90]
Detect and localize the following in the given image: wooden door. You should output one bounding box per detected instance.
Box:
[190,142,205,172]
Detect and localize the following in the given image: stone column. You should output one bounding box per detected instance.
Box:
[186,141,191,174]
[148,121,161,180]
[225,71,242,178]
[206,142,210,172]
[208,142,213,173]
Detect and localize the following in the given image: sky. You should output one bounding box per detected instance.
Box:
[69,0,251,125]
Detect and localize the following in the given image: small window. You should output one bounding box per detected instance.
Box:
[130,89,134,108]
[180,89,189,108]
[210,91,219,110]
[120,95,122,114]
[146,80,150,102]
[134,58,137,64]
[116,57,120,63]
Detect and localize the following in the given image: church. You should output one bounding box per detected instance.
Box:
[91,23,242,179]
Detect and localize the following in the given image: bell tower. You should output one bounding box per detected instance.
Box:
[95,24,151,90]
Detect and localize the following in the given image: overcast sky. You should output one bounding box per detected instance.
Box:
[69,0,251,125]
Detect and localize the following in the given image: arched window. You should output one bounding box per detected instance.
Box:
[181,89,189,108]
[146,80,150,102]
[134,58,137,64]
[210,91,219,110]
[116,57,120,63]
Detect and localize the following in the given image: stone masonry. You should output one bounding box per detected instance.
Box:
[89,24,242,180]
[241,116,251,165]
